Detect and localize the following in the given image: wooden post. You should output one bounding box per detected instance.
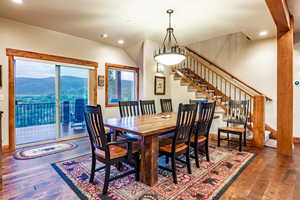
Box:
[277,18,294,155]
[265,0,294,156]
[8,56,16,152]
[253,95,265,148]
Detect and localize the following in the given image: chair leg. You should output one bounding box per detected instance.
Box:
[227,133,230,146]
[186,148,192,174]
[244,131,247,146]
[194,144,200,168]
[205,142,210,162]
[171,155,178,184]
[89,154,96,183]
[134,154,140,181]
[217,130,221,147]
[239,134,242,152]
[102,164,111,195]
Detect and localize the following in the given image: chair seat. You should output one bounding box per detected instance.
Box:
[159,143,188,153]
[218,126,245,133]
[159,131,175,140]
[190,135,207,143]
[121,133,141,141]
[94,145,127,159]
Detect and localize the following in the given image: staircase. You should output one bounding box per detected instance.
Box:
[171,47,275,147]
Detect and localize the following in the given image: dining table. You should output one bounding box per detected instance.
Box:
[103,112,220,186]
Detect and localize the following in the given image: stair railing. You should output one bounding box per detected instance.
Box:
[174,48,267,147]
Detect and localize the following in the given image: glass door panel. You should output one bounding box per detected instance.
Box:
[15,60,56,145]
[59,66,89,138]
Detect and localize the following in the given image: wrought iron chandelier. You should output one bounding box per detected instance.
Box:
[154,9,186,66]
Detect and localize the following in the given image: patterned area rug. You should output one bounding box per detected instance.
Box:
[14,142,77,160]
[52,146,254,200]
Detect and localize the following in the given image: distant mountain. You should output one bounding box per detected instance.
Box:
[16,76,88,95]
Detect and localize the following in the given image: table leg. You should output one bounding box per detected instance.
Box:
[140,135,159,186]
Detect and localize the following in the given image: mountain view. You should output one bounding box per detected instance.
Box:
[15,76,88,104]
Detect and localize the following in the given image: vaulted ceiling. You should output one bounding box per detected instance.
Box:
[0,0,279,48]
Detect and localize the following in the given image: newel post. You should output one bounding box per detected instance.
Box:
[252,95,265,148]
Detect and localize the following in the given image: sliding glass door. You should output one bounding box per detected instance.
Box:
[15,60,90,146]
[59,66,89,138]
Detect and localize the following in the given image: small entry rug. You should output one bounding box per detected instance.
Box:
[52,146,254,200]
[14,142,77,160]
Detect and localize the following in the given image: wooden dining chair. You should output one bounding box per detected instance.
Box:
[191,102,216,168]
[84,105,140,194]
[160,99,173,113]
[118,101,141,141]
[218,100,250,151]
[140,100,156,115]
[159,103,198,184]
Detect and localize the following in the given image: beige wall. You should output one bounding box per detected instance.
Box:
[0,17,137,146]
[140,40,171,112]
[294,35,300,138]
[187,33,278,134]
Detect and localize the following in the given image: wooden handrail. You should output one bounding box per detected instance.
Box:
[182,51,255,98]
[184,47,272,101]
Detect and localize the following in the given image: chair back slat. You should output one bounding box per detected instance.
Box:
[84,105,107,151]
[140,100,156,115]
[227,100,250,127]
[172,104,198,149]
[119,101,140,117]
[195,102,216,139]
[160,99,173,113]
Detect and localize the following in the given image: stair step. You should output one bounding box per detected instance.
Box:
[174,75,181,80]
[180,80,189,86]
[214,96,223,100]
[265,138,277,148]
[187,86,197,92]
[195,92,207,99]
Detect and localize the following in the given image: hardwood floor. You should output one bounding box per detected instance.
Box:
[1,137,300,200]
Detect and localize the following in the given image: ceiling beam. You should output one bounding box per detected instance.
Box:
[265,0,291,33]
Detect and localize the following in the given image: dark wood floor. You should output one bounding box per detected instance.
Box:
[1,138,300,200]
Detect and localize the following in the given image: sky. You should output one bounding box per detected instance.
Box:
[15,59,135,81]
[15,60,89,78]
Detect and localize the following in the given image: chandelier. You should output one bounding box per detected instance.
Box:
[154,9,186,66]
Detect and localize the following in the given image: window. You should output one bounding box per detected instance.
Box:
[105,63,139,107]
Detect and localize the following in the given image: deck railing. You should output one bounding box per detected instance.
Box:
[15,100,86,128]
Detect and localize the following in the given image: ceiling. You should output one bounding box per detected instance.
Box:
[0,0,277,48]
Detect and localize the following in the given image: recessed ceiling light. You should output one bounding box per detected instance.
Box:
[259,31,268,36]
[101,33,108,38]
[12,0,23,4]
[118,40,124,44]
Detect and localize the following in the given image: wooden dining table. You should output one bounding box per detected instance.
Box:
[103,112,219,186]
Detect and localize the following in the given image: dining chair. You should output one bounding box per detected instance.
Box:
[160,99,173,113]
[140,100,156,115]
[217,100,250,151]
[159,103,198,184]
[118,101,141,141]
[84,105,140,194]
[191,101,216,168]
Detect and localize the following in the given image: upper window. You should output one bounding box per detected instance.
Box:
[105,63,139,107]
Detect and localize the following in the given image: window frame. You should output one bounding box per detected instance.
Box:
[105,63,139,107]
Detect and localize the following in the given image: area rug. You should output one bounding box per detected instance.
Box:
[14,142,77,160]
[52,146,254,200]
